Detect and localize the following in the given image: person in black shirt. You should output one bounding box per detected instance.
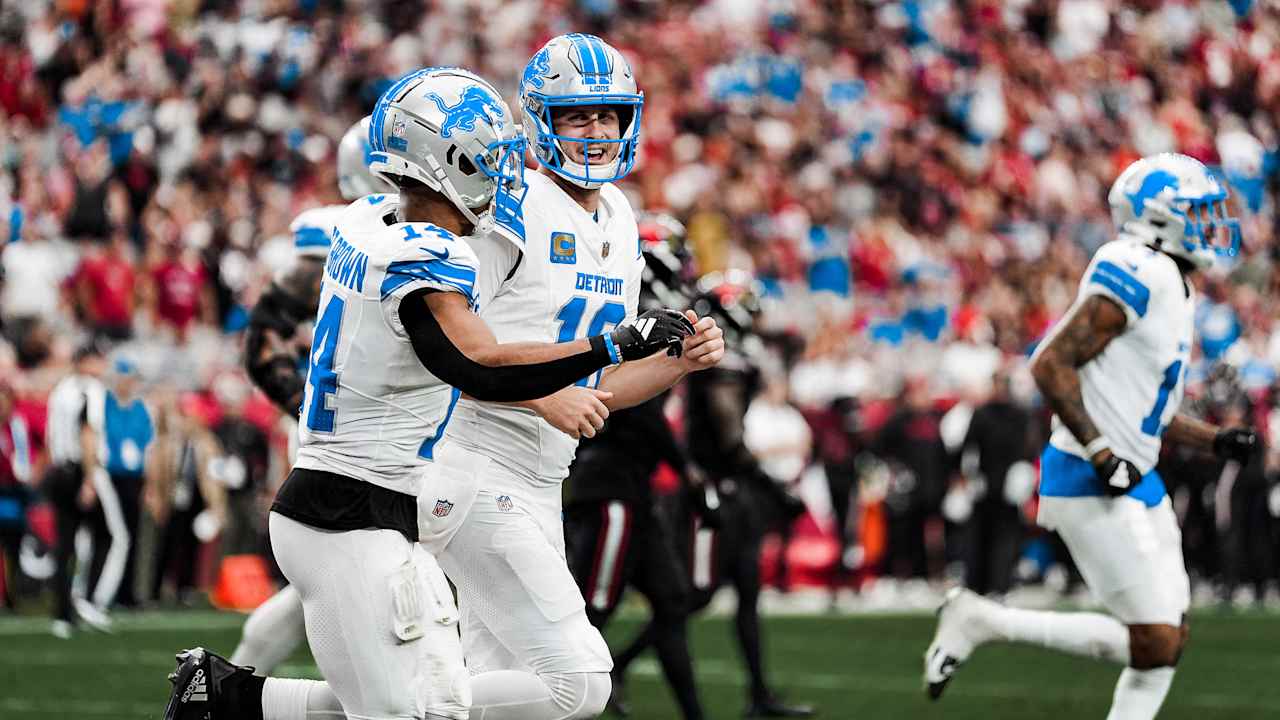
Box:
[610,270,813,718]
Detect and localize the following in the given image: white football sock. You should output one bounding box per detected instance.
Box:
[231,586,307,675]
[261,678,344,720]
[1106,667,1175,720]
[989,606,1131,665]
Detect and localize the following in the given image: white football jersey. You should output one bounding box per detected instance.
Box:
[294,192,487,496]
[446,172,644,485]
[1045,240,1195,473]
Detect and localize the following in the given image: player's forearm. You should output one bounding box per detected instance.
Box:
[1165,413,1219,453]
[406,290,612,402]
[597,353,686,410]
[1030,353,1102,449]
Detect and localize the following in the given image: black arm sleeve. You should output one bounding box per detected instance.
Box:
[244,283,312,414]
[398,288,613,403]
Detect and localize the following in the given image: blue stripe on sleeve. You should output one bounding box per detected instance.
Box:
[294,226,332,249]
[1089,260,1150,317]
[381,260,476,304]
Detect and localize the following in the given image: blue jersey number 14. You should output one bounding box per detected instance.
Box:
[305,295,346,432]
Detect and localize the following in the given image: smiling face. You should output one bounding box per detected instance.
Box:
[551,105,622,165]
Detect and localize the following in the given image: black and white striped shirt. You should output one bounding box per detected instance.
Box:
[46,374,105,465]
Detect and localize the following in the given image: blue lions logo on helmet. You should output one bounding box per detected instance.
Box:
[426,86,506,139]
[1126,169,1179,217]
[522,48,551,91]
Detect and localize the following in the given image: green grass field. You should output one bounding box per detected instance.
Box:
[1,609,1278,719]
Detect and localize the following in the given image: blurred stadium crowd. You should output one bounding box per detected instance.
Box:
[2,0,1280,623]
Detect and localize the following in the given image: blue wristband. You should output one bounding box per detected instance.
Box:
[602,333,621,364]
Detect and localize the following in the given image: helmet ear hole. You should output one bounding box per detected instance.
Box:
[457,152,477,176]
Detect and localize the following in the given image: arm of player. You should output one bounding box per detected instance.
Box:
[515,387,614,440]
[400,290,693,403]
[596,311,725,410]
[1029,294,1147,494]
[1028,295,1126,454]
[1166,413,1258,464]
[244,323,305,414]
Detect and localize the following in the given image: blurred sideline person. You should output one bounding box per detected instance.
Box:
[229,117,386,676]
[82,355,153,610]
[43,341,108,637]
[924,154,1258,720]
[164,66,693,720]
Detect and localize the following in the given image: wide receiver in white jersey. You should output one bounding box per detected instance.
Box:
[164,67,696,720]
[428,33,726,720]
[231,116,388,678]
[924,153,1258,720]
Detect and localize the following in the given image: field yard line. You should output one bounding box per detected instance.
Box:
[628,659,1280,712]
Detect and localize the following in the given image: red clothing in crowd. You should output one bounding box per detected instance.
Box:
[151,259,207,333]
[76,252,136,330]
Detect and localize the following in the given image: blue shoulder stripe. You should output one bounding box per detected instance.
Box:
[381,259,476,303]
[1089,260,1150,317]
[294,226,331,249]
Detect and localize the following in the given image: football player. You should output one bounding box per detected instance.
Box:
[163,67,694,720]
[427,34,725,720]
[610,273,813,718]
[923,153,1258,720]
[230,116,386,677]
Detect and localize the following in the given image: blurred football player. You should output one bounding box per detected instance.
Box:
[426,34,723,720]
[164,66,694,720]
[610,272,813,718]
[924,153,1258,720]
[229,116,387,678]
[563,215,709,720]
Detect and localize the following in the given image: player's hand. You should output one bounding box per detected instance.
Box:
[679,309,725,371]
[1213,427,1257,465]
[1091,450,1142,497]
[530,386,613,439]
[609,309,695,361]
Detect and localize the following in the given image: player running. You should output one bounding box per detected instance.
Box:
[163,66,694,720]
[923,153,1257,720]
[427,34,725,720]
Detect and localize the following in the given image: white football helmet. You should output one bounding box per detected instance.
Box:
[337,117,386,200]
[1107,152,1242,268]
[368,67,525,226]
[520,33,643,189]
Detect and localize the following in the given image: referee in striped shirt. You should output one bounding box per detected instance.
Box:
[43,341,108,638]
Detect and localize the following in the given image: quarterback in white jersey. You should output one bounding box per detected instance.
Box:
[165,68,696,720]
[924,154,1257,720]
[434,34,725,720]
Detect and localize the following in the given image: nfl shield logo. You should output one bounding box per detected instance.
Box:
[432,499,454,518]
[496,495,513,512]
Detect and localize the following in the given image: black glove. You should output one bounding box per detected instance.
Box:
[1092,453,1143,497]
[608,308,695,361]
[1213,427,1257,465]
